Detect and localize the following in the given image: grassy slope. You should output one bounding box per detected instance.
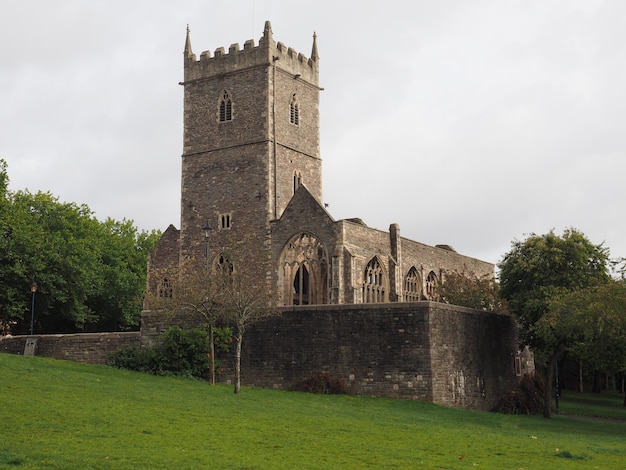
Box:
[0,354,624,469]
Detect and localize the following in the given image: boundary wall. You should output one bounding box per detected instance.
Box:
[1,303,518,410]
[142,302,518,410]
[0,332,140,364]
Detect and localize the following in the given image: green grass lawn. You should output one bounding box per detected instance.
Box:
[1,354,624,469]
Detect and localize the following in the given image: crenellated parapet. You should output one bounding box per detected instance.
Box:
[183,21,319,86]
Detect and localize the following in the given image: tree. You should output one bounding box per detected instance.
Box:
[498,228,611,417]
[87,218,161,331]
[539,281,626,399]
[144,261,227,385]
[439,270,508,313]
[0,161,159,333]
[218,238,279,394]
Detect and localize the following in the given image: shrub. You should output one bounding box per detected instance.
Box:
[291,371,348,395]
[496,372,545,414]
[157,327,210,378]
[108,327,211,379]
[107,346,159,374]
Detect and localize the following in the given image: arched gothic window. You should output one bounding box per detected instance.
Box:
[425,270,439,300]
[404,266,422,301]
[363,257,388,303]
[278,232,329,306]
[158,278,173,299]
[216,253,234,277]
[219,90,233,122]
[290,94,299,125]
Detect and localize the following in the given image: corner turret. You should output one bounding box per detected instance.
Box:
[184,25,195,63]
[311,32,319,62]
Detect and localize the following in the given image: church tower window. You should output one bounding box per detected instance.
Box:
[219,213,232,230]
[289,94,299,125]
[219,90,233,122]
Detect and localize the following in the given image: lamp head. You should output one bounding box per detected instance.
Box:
[202,221,213,239]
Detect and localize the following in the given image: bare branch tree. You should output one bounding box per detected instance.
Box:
[217,237,279,394]
[144,259,225,384]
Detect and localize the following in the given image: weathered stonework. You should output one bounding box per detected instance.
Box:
[140,303,518,410]
[146,21,494,306]
[139,21,521,410]
[0,332,140,364]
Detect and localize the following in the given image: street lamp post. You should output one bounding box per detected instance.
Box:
[202,220,213,271]
[30,282,37,335]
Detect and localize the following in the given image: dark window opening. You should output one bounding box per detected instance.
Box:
[219,90,233,122]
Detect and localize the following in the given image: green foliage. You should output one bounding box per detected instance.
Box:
[0,162,160,333]
[108,327,217,379]
[2,354,626,469]
[540,281,626,372]
[157,327,211,378]
[290,371,348,394]
[439,270,508,312]
[107,346,159,374]
[498,228,611,351]
[499,229,616,417]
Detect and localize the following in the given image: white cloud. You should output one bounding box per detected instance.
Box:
[1,0,624,265]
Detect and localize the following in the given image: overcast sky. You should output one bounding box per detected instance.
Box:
[2,0,625,267]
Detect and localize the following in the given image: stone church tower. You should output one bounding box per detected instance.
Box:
[179,21,322,267]
[142,22,519,409]
[147,21,495,308]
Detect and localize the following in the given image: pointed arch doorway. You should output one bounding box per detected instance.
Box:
[279,232,329,306]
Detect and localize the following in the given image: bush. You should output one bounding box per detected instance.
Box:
[107,346,159,374]
[157,327,210,378]
[108,327,211,379]
[496,372,545,414]
[291,372,348,395]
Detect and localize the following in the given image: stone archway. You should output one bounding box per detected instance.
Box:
[278,232,329,306]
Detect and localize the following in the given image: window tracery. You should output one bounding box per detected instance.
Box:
[158,278,173,299]
[404,266,422,301]
[425,270,439,300]
[219,90,233,122]
[363,257,388,303]
[216,253,234,277]
[278,232,329,306]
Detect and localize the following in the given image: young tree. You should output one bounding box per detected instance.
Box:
[217,238,279,394]
[498,228,611,417]
[144,261,226,385]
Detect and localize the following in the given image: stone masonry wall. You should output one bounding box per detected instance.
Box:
[427,304,518,410]
[0,332,140,364]
[141,302,518,410]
